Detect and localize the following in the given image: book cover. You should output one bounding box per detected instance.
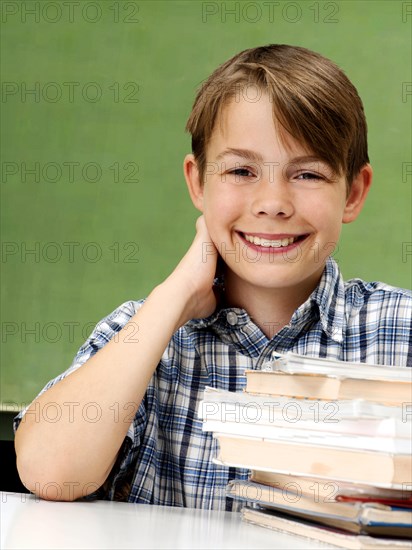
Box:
[199,386,410,437]
[227,479,412,537]
[244,352,412,405]
[265,352,412,381]
[200,386,411,461]
[249,470,412,504]
[241,507,412,549]
[213,433,411,488]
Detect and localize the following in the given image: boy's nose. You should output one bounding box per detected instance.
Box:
[251,179,294,218]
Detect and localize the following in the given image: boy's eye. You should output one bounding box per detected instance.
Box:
[228,168,256,178]
[296,172,324,181]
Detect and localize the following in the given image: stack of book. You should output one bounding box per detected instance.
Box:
[199,352,412,549]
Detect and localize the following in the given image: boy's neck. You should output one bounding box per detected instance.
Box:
[223,270,323,339]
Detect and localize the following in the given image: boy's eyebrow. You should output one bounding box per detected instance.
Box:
[214,148,328,166]
[215,148,264,163]
[286,155,331,166]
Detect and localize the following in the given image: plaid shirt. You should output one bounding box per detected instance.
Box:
[14,258,412,510]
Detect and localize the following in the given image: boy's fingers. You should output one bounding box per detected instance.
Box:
[194,216,218,256]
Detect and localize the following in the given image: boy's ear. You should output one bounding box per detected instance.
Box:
[342,164,373,224]
[184,154,204,212]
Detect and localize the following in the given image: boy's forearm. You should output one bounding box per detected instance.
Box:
[15,280,193,501]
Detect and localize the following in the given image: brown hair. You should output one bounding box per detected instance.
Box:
[185,44,369,187]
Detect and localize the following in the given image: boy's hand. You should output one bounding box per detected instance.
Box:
[162,215,219,325]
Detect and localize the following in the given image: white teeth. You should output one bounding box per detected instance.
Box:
[244,234,297,248]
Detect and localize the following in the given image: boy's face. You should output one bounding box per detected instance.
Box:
[185,94,371,299]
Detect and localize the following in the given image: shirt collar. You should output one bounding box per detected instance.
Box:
[293,257,345,343]
[186,257,345,343]
[186,306,250,330]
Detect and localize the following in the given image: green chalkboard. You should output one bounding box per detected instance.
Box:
[1,0,411,407]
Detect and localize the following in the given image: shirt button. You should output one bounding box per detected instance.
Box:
[226,312,238,325]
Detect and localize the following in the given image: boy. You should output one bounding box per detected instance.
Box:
[14,45,411,508]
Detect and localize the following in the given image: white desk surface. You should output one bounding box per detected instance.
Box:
[0,492,337,549]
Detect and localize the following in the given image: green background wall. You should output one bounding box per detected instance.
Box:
[1,0,411,406]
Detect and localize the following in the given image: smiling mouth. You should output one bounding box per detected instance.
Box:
[240,233,307,248]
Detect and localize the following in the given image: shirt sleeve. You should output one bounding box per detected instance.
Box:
[13,299,147,498]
